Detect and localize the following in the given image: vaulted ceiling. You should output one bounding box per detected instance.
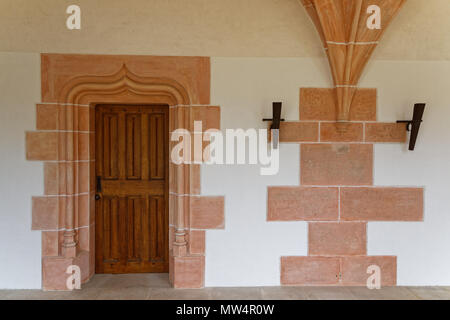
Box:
[300,0,406,121]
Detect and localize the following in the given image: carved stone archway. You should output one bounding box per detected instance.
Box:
[27,54,224,290]
[57,65,190,260]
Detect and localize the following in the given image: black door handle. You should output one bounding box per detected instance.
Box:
[96,176,102,200]
[96,176,102,192]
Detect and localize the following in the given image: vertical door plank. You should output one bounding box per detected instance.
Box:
[156,115,165,179]
[149,196,157,261]
[103,114,111,178]
[111,197,120,261]
[126,114,142,179]
[118,111,126,180]
[141,113,150,181]
[127,197,135,261]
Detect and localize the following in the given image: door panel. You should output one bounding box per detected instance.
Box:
[95,105,169,274]
[125,113,142,180]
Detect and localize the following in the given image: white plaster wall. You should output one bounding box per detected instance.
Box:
[205,58,331,286]
[0,54,449,288]
[360,61,450,285]
[207,57,450,286]
[0,53,42,289]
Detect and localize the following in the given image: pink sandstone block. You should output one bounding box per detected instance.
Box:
[190,196,225,229]
[268,186,338,221]
[189,230,206,255]
[341,256,397,286]
[275,122,319,142]
[300,144,373,186]
[308,222,367,256]
[340,187,424,221]
[365,123,407,143]
[300,88,376,121]
[26,132,58,161]
[32,196,59,230]
[172,256,205,289]
[320,122,363,142]
[281,256,340,286]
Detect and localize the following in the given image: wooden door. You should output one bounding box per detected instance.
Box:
[95,105,169,274]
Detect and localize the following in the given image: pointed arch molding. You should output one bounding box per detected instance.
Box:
[26,54,224,290]
[59,64,191,106]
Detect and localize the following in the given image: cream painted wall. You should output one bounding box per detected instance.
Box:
[207,57,450,286]
[0,0,449,60]
[0,53,42,289]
